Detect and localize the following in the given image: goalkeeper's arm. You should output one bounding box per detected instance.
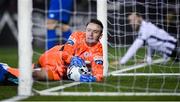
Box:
[119,39,144,64]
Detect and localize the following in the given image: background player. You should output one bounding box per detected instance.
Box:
[119,12,179,65]
[0,19,104,84]
[47,0,73,50]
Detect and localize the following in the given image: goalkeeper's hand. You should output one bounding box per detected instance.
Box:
[80,74,96,82]
[70,56,86,67]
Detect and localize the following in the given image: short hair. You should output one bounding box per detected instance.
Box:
[124,4,145,19]
[86,19,104,33]
[128,12,143,18]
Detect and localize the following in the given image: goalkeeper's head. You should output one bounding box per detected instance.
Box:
[85,19,103,46]
[128,12,143,31]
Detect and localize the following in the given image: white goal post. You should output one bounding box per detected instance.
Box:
[18,0,33,96]
[97,0,108,77]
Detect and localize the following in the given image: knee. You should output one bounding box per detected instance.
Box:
[47,19,58,30]
[33,68,55,81]
[61,24,70,32]
[57,24,70,32]
[32,69,48,81]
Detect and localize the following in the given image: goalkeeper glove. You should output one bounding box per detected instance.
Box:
[70,56,86,67]
[80,75,96,82]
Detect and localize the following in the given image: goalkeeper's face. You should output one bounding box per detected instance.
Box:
[85,23,102,45]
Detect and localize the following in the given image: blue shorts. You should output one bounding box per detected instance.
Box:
[48,0,73,24]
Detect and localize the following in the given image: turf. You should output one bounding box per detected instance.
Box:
[0,46,180,101]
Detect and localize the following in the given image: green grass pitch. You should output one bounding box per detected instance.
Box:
[0,46,180,101]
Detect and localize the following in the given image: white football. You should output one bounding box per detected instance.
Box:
[67,65,90,81]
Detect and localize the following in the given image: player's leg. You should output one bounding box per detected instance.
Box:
[46,19,59,50]
[33,68,54,80]
[37,45,65,80]
[0,63,8,82]
[170,44,180,62]
[0,63,18,85]
[34,65,65,81]
[58,0,73,44]
[174,46,180,61]
[59,24,72,44]
[46,0,60,50]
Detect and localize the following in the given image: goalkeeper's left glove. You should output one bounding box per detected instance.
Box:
[80,74,96,82]
[70,56,86,67]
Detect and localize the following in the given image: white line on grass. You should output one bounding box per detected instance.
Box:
[109,59,164,75]
[37,82,81,95]
[1,96,29,102]
[112,73,180,76]
[31,92,180,96]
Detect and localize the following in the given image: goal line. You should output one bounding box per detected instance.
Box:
[112,73,180,76]
[35,91,180,96]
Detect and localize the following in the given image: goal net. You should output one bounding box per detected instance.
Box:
[106,0,180,96]
[18,0,180,96]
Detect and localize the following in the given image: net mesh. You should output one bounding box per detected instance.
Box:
[31,0,180,95]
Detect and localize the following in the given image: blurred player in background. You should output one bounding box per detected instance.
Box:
[119,12,180,65]
[47,0,73,50]
[0,19,104,84]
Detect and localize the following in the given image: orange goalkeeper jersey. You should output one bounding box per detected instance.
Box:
[39,31,103,81]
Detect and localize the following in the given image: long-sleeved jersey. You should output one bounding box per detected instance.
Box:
[39,31,103,81]
[138,20,177,56]
[120,20,177,64]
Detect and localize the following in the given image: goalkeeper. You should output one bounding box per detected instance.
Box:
[0,19,104,84]
[119,12,179,65]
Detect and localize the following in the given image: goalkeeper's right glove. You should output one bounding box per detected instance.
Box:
[80,74,96,82]
[70,56,86,67]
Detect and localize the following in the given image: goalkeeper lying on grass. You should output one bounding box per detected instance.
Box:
[0,19,104,85]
